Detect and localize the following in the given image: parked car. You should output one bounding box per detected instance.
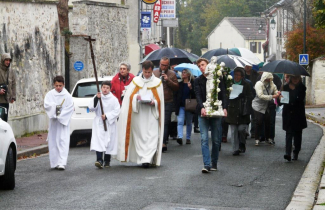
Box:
[70,76,113,147]
[0,106,17,190]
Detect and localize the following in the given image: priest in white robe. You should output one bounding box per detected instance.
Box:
[88,81,120,168]
[117,60,164,168]
[44,76,74,170]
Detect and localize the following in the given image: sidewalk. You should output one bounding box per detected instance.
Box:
[16,133,48,159]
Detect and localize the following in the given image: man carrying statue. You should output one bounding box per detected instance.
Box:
[194,57,227,173]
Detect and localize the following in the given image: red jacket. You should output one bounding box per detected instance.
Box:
[111,73,135,105]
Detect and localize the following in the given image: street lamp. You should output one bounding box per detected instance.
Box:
[258,21,263,34]
[270,18,276,30]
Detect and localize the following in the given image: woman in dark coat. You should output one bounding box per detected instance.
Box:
[281,75,307,161]
[174,69,196,145]
[226,68,252,155]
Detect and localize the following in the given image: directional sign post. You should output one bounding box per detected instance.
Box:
[299,54,309,65]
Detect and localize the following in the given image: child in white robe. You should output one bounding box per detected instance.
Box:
[44,76,74,170]
[89,81,120,169]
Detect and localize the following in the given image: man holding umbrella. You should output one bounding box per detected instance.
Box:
[153,56,179,152]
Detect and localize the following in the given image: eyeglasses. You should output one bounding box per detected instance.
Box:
[160,64,169,67]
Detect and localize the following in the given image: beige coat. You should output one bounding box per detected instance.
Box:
[252,72,278,114]
[0,53,16,103]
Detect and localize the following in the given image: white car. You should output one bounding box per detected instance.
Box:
[70,76,113,147]
[0,106,17,190]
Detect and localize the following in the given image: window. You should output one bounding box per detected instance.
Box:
[258,42,261,54]
[250,42,257,53]
[72,82,104,98]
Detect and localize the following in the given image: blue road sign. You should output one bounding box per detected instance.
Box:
[74,61,84,71]
[299,54,309,65]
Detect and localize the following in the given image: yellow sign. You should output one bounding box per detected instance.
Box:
[142,0,158,4]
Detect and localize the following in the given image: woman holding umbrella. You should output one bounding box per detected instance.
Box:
[174,69,196,145]
[280,75,307,161]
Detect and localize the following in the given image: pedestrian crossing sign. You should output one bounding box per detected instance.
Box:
[299,54,309,65]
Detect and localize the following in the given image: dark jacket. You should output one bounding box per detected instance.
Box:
[111,73,135,105]
[0,53,16,103]
[281,82,307,131]
[194,75,227,115]
[225,79,252,125]
[153,69,179,103]
[174,80,195,115]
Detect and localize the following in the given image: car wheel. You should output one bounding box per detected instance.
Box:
[70,136,78,147]
[0,147,15,190]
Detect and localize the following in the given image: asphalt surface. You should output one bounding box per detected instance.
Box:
[0,115,323,210]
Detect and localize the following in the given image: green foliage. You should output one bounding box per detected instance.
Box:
[313,0,325,29]
[175,0,279,55]
[285,24,325,62]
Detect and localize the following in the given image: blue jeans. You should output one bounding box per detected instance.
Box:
[198,116,222,167]
[177,107,193,139]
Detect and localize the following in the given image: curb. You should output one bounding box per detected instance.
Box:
[17,145,48,159]
[286,119,325,210]
[306,113,325,126]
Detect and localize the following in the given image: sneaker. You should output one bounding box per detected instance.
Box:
[268,139,275,145]
[210,163,217,171]
[95,160,103,169]
[176,138,183,145]
[255,140,259,146]
[186,139,191,144]
[201,166,210,173]
[57,165,65,170]
[104,161,110,168]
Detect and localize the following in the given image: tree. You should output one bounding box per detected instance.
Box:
[285,25,325,62]
[313,0,325,29]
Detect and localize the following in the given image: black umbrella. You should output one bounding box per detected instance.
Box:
[200,48,237,60]
[260,60,310,76]
[140,48,199,66]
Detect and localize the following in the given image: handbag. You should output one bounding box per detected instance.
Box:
[264,84,276,110]
[239,97,251,116]
[185,97,197,113]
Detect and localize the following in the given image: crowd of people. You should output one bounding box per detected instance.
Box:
[0,52,307,173]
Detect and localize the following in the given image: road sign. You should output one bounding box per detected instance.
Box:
[74,61,84,71]
[299,54,309,65]
[141,11,151,31]
[162,19,178,27]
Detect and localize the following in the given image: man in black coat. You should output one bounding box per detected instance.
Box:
[194,58,227,173]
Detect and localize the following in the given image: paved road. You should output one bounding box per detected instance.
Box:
[0,116,323,210]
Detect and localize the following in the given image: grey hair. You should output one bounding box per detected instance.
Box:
[119,62,131,71]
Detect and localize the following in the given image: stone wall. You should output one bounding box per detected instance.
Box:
[306,59,325,105]
[0,0,64,136]
[69,1,130,89]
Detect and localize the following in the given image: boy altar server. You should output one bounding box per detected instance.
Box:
[44,76,74,170]
[116,60,164,168]
[89,81,120,169]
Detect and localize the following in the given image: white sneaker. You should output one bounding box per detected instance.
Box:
[57,165,65,170]
[255,140,259,146]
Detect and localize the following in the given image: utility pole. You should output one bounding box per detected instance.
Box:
[303,0,307,54]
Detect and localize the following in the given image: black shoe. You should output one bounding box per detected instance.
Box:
[142,163,150,168]
[194,128,200,133]
[284,154,292,161]
[210,163,217,171]
[239,143,246,153]
[103,161,110,168]
[292,153,298,160]
[201,166,210,173]
[186,139,191,144]
[233,150,240,156]
[162,146,167,152]
[95,160,103,169]
[176,138,183,145]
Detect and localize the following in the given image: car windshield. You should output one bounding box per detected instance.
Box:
[72,81,103,98]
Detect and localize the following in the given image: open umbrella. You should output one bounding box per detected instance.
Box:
[200,48,237,60]
[230,47,261,64]
[140,48,199,66]
[216,55,257,69]
[260,60,310,76]
[174,63,202,77]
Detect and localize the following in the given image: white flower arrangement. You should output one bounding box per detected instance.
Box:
[220,62,225,67]
[217,70,222,76]
[227,75,233,80]
[217,88,221,93]
[228,87,233,91]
